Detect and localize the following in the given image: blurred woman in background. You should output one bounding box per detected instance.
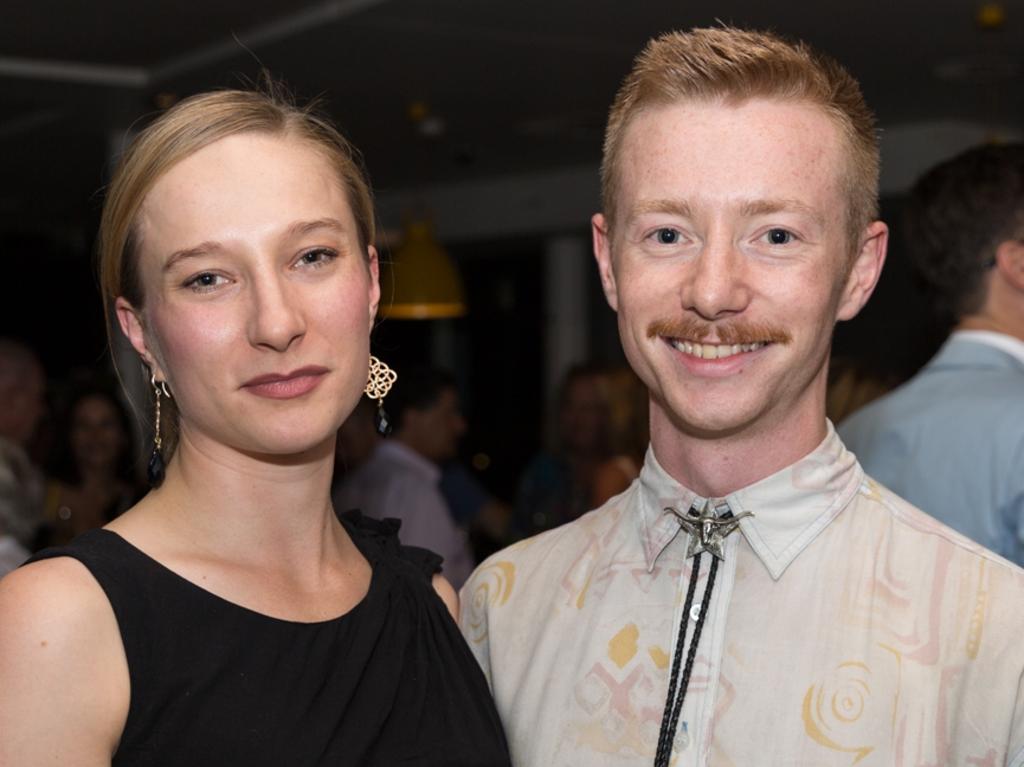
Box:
[589,367,648,507]
[42,386,142,547]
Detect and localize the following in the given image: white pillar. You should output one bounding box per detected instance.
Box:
[544,234,590,405]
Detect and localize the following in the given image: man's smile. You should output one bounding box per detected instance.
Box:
[666,339,767,360]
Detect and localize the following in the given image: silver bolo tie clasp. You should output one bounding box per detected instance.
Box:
[666,499,753,560]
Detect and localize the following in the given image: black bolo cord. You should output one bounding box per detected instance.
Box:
[653,550,722,767]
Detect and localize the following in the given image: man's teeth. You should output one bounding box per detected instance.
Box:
[669,339,766,359]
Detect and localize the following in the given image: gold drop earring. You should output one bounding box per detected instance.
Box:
[364,356,397,435]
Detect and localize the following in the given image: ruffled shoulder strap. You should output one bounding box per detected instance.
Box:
[339,509,443,581]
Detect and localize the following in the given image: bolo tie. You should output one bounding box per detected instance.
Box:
[653,500,752,767]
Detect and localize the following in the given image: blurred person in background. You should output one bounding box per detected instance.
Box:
[334,366,475,588]
[589,366,649,506]
[514,363,611,536]
[0,339,46,574]
[332,395,380,476]
[824,356,900,424]
[439,460,512,564]
[840,144,1024,564]
[41,386,143,548]
[0,88,509,766]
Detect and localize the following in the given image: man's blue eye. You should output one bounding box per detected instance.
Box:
[767,228,792,245]
[655,229,679,245]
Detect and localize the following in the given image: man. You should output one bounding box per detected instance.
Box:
[0,339,46,575]
[840,145,1024,564]
[460,28,1024,766]
[333,366,474,587]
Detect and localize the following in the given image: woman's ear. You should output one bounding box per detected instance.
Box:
[115,297,166,380]
[367,245,381,329]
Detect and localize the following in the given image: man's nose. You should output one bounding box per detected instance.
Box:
[679,236,752,321]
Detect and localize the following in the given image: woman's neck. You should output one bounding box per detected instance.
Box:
[124,428,343,576]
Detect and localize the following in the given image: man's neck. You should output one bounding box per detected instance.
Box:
[649,400,828,499]
[955,315,1024,341]
[958,274,1024,341]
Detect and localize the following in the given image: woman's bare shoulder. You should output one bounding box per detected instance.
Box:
[0,558,129,764]
[431,573,459,618]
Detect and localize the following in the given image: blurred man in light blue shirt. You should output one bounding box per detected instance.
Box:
[840,144,1024,564]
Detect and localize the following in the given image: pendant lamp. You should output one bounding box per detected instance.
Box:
[380,219,467,319]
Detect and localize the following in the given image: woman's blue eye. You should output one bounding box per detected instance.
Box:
[654,228,680,245]
[300,248,336,266]
[186,273,220,289]
[767,228,793,245]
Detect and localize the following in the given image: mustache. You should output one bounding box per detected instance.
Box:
[646,318,792,346]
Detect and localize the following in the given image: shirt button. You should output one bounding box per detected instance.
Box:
[689,603,702,622]
[675,725,690,749]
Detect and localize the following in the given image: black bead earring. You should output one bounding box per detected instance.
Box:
[148,374,171,487]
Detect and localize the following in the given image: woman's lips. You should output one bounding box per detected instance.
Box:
[241,367,329,399]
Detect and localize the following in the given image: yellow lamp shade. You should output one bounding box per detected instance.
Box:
[380,220,467,319]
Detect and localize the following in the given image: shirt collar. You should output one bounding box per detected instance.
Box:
[635,422,863,580]
[950,329,1024,367]
[375,440,442,484]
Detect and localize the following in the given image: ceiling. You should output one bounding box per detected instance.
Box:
[2,0,1022,240]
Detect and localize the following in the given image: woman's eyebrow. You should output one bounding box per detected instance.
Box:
[284,217,347,239]
[163,241,223,272]
[162,218,348,272]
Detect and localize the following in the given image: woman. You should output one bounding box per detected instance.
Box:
[42,386,143,547]
[0,88,510,766]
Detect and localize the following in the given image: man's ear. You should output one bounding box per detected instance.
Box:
[115,297,166,380]
[592,213,619,312]
[837,221,888,322]
[995,238,1024,291]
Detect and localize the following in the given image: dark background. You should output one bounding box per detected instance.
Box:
[2,0,1021,499]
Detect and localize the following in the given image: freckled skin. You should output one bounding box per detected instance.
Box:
[124,134,380,465]
[593,98,886,491]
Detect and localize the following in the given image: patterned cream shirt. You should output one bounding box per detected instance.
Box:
[460,426,1024,766]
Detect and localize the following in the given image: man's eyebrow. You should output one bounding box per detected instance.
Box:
[162,218,348,272]
[739,198,824,225]
[628,199,694,221]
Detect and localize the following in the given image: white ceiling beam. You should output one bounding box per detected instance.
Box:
[0,0,387,90]
[0,56,148,87]
[150,0,389,83]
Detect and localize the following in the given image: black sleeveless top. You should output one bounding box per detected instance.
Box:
[28,511,510,766]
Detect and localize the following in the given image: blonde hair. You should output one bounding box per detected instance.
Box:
[601,27,879,248]
[98,85,376,456]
